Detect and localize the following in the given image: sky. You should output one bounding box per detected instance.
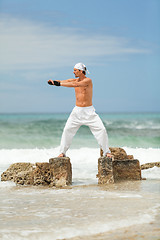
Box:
[0,0,160,113]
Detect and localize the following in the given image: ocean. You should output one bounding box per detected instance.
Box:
[0,112,160,149]
[0,112,160,239]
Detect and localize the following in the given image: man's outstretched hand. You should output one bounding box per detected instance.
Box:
[48,80,61,86]
[48,80,54,85]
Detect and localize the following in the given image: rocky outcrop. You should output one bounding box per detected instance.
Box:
[100,147,134,160]
[98,157,114,184]
[141,162,160,170]
[98,148,141,184]
[49,157,72,187]
[1,157,72,187]
[113,159,141,181]
[1,163,34,183]
[1,148,142,187]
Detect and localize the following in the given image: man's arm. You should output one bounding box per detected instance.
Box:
[48,78,75,85]
[61,78,91,88]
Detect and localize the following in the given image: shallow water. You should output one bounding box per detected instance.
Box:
[0,180,160,240]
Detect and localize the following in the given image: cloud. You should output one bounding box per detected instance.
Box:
[0,14,151,71]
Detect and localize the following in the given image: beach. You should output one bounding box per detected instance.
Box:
[0,113,160,239]
[66,210,160,240]
[0,180,160,240]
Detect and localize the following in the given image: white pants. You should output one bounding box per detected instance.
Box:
[59,106,111,156]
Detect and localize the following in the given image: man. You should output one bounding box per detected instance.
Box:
[48,63,111,158]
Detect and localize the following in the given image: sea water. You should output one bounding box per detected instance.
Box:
[0,112,160,239]
[0,112,160,149]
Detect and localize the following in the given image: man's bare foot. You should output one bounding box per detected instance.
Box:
[58,153,66,157]
[106,153,112,158]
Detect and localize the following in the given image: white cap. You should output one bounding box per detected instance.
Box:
[74,63,90,74]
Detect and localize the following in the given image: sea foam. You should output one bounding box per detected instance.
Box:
[142,166,160,179]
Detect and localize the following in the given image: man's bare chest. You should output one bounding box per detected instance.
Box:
[75,86,87,96]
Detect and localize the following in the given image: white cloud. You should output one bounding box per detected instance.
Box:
[0,14,150,70]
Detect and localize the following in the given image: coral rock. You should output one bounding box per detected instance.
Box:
[1,158,72,188]
[141,162,160,170]
[100,147,133,160]
[98,148,141,184]
[113,159,141,181]
[97,157,114,184]
[49,157,72,187]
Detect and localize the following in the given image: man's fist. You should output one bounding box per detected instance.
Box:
[48,80,54,85]
[48,80,61,86]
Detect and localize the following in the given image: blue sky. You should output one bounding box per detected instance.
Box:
[0,0,160,113]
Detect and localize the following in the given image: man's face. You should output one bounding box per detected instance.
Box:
[73,68,81,77]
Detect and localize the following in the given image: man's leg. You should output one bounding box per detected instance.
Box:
[59,111,81,157]
[87,113,111,157]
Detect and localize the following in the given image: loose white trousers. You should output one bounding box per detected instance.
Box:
[59,106,111,156]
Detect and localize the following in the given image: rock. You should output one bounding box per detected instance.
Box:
[100,147,134,160]
[141,162,160,170]
[98,148,141,184]
[15,171,34,185]
[1,148,141,186]
[97,157,114,184]
[113,159,141,181]
[49,157,72,187]
[1,163,34,182]
[33,162,52,186]
[127,155,134,160]
[1,157,72,188]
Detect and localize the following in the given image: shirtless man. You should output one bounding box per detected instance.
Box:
[48,63,111,158]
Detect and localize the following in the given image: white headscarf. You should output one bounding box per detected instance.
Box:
[74,63,90,74]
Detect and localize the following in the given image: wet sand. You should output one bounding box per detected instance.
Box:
[64,214,160,240]
[63,180,160,240]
